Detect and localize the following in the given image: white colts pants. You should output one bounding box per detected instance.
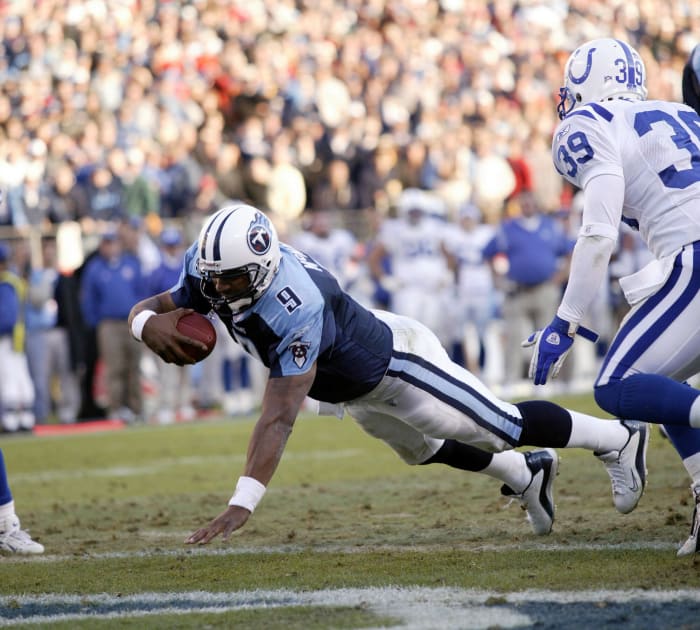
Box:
[346,311,523,465]
[0,336,35,431]
[598,243,700,385]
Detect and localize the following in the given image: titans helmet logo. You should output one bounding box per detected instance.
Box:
[247,213,272,255]
[288,339,311,369]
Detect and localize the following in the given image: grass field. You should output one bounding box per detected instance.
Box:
[1,393,700,628]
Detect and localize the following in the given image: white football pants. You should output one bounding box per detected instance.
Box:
[346,311,523,464]
[597,243,700,385]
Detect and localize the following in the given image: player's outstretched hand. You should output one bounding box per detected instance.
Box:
[185,505,251,545]
[522,324,573,386]
[141,308,208,365]
[522,316,599,385]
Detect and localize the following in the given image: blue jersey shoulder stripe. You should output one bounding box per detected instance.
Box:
[566,104,613,123]
[589,103,614,121]
[567,109,596,121]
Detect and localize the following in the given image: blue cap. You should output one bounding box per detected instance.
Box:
[101,226,119,241]
[161,227,182,246]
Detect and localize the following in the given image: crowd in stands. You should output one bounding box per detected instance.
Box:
[0,0,698,429]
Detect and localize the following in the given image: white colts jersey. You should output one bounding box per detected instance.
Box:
[380,218,451,287]
[445,224,495,301]
[552,99,700,259]
[290,229,357,289]
[554,99,700,386]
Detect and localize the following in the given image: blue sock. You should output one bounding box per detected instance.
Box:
[0,449,12,506]
[595,373,699,425]
[222,359,233,391]
[662,424,700,459]
[239,357,250,389]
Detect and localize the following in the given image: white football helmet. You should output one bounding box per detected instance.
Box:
[197,204,281,313]
[557,38,648,120]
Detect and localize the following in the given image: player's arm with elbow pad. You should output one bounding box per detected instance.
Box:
[524,173,623,384]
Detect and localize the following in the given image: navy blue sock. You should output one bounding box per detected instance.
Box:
[595,373,699,425]
[515,400,572,447]
[420,439,493,472]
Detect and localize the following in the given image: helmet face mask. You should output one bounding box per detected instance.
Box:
[197,205,281,313]
[557,38,648,120]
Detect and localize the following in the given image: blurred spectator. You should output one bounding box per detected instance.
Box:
[0,242,35,432]
[76,163,125,222]
[159,140,200,218]
[146,227,195,424]
[505,136,534,202]
[24,238,80,425]
[311,159,359,212]
[118,216,161,277]
[266,133,307,220]
[73,243,107,421]
[5,162,49,228]
[396,139,431,191]
[356,135,401,212]
[117,147,159,219]
[212,143,248,204]
[80,227,146,423]
[471,127,516,223]
[44,161,84,224]
[483,191,574,388]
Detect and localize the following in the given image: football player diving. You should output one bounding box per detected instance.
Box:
[129,204,648,545]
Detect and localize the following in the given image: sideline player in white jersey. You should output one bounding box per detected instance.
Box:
[443,202,497,376]
[289,210,358,291]
[368,189,454,345]
[524,38,700,556]
[128,204,649,545]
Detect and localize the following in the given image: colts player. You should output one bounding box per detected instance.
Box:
[128,204,648,545]
[526,38,700,556]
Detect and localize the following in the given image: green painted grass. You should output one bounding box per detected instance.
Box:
[1,392,699,627]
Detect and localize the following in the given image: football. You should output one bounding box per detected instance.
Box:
[176,312,217,362]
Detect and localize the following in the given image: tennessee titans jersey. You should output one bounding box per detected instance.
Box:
[552,99,700,258]
[170,242,393,403]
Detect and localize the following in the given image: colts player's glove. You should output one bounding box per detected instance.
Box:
[522,316,599,385]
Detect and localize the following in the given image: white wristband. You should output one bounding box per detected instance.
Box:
[228,476,266,512]
[131,310,156,341]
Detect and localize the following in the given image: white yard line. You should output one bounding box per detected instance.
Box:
[10,449,364,482]
[1,587,699,628]
[0,539,679,564]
